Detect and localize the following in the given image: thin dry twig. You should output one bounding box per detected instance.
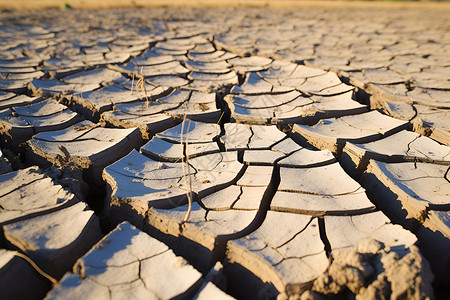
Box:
[136,66,150,108]
[138,77,149,106]
[181,114,193,223]
[216,111,225,125]
[130,67,150,108]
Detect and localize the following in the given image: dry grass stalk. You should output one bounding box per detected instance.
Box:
[181,114,193,223]
[217,111,225,125]
[137,66,150,108]
[130,67,150,107]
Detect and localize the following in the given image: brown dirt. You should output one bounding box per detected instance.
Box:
[2,0,450,10]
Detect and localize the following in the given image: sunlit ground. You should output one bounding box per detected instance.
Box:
[2,0,450,10]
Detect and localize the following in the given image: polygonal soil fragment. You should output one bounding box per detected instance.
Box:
[365,84,449,147]
[379,100,417,122]
[102,89,220,137]
[0,92,16,102]
[341,130,450,176]
[188,50,236,63]
[365,82,411,103]
[227,213,328,296]
[270,192,375,217]
[61,67,126,86]
[145,75,190,88]
[0,99,83,148]
[1,72,44,92]
[272,165,375,217]
[279,160,364,194]
[324,211,417,252]
[275,144,336,168]
[154,35,210,56]
[141,121,222,161]
[71,82,169,119]
[221,122,287,151]
[412,104,450,146]
[361,160,450,282]
[293,110,410,153]
[229,90,305,109]
[226,88,366,125]
[231,72,293,95]
[411,74,450,90]
[225,90,307,124]
[131,50,175,66]
[165,91,220,122]
[0,166,80,226]
[27,121,141,182]
[295,71,354,96]
[355,68,410,86]
[187,70,239,91]
[0,94,41,110]
[40,57,84,77]
[2,201,103,279]
[259,61,326,83]
[228,56,272,72]
[45,221,202,300]
[362,161,449,221]
[185,60,232,74]
[110,60,189,77]
[408,89,450,109]
[29,78,99,96]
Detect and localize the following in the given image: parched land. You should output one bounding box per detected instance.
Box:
[3,0,450,9]
[0,4,449,300]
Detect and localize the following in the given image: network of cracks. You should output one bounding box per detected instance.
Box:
[0,7,449,300]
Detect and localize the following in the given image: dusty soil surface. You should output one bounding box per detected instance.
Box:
[0,5,449,300]
[3,0,450,10]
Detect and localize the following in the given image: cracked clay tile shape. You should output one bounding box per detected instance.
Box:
[0,166,79,226]
[293,110,410,152]
[3,202,103,278]
[45,221,202,300]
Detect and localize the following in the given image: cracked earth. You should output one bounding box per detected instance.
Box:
[0,5,449,300]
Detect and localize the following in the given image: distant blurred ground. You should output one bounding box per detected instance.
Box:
[2,0,450,10]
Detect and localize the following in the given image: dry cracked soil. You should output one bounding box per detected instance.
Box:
[0,4,449,300]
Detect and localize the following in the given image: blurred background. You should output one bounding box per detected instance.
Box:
[1,0,449,10]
